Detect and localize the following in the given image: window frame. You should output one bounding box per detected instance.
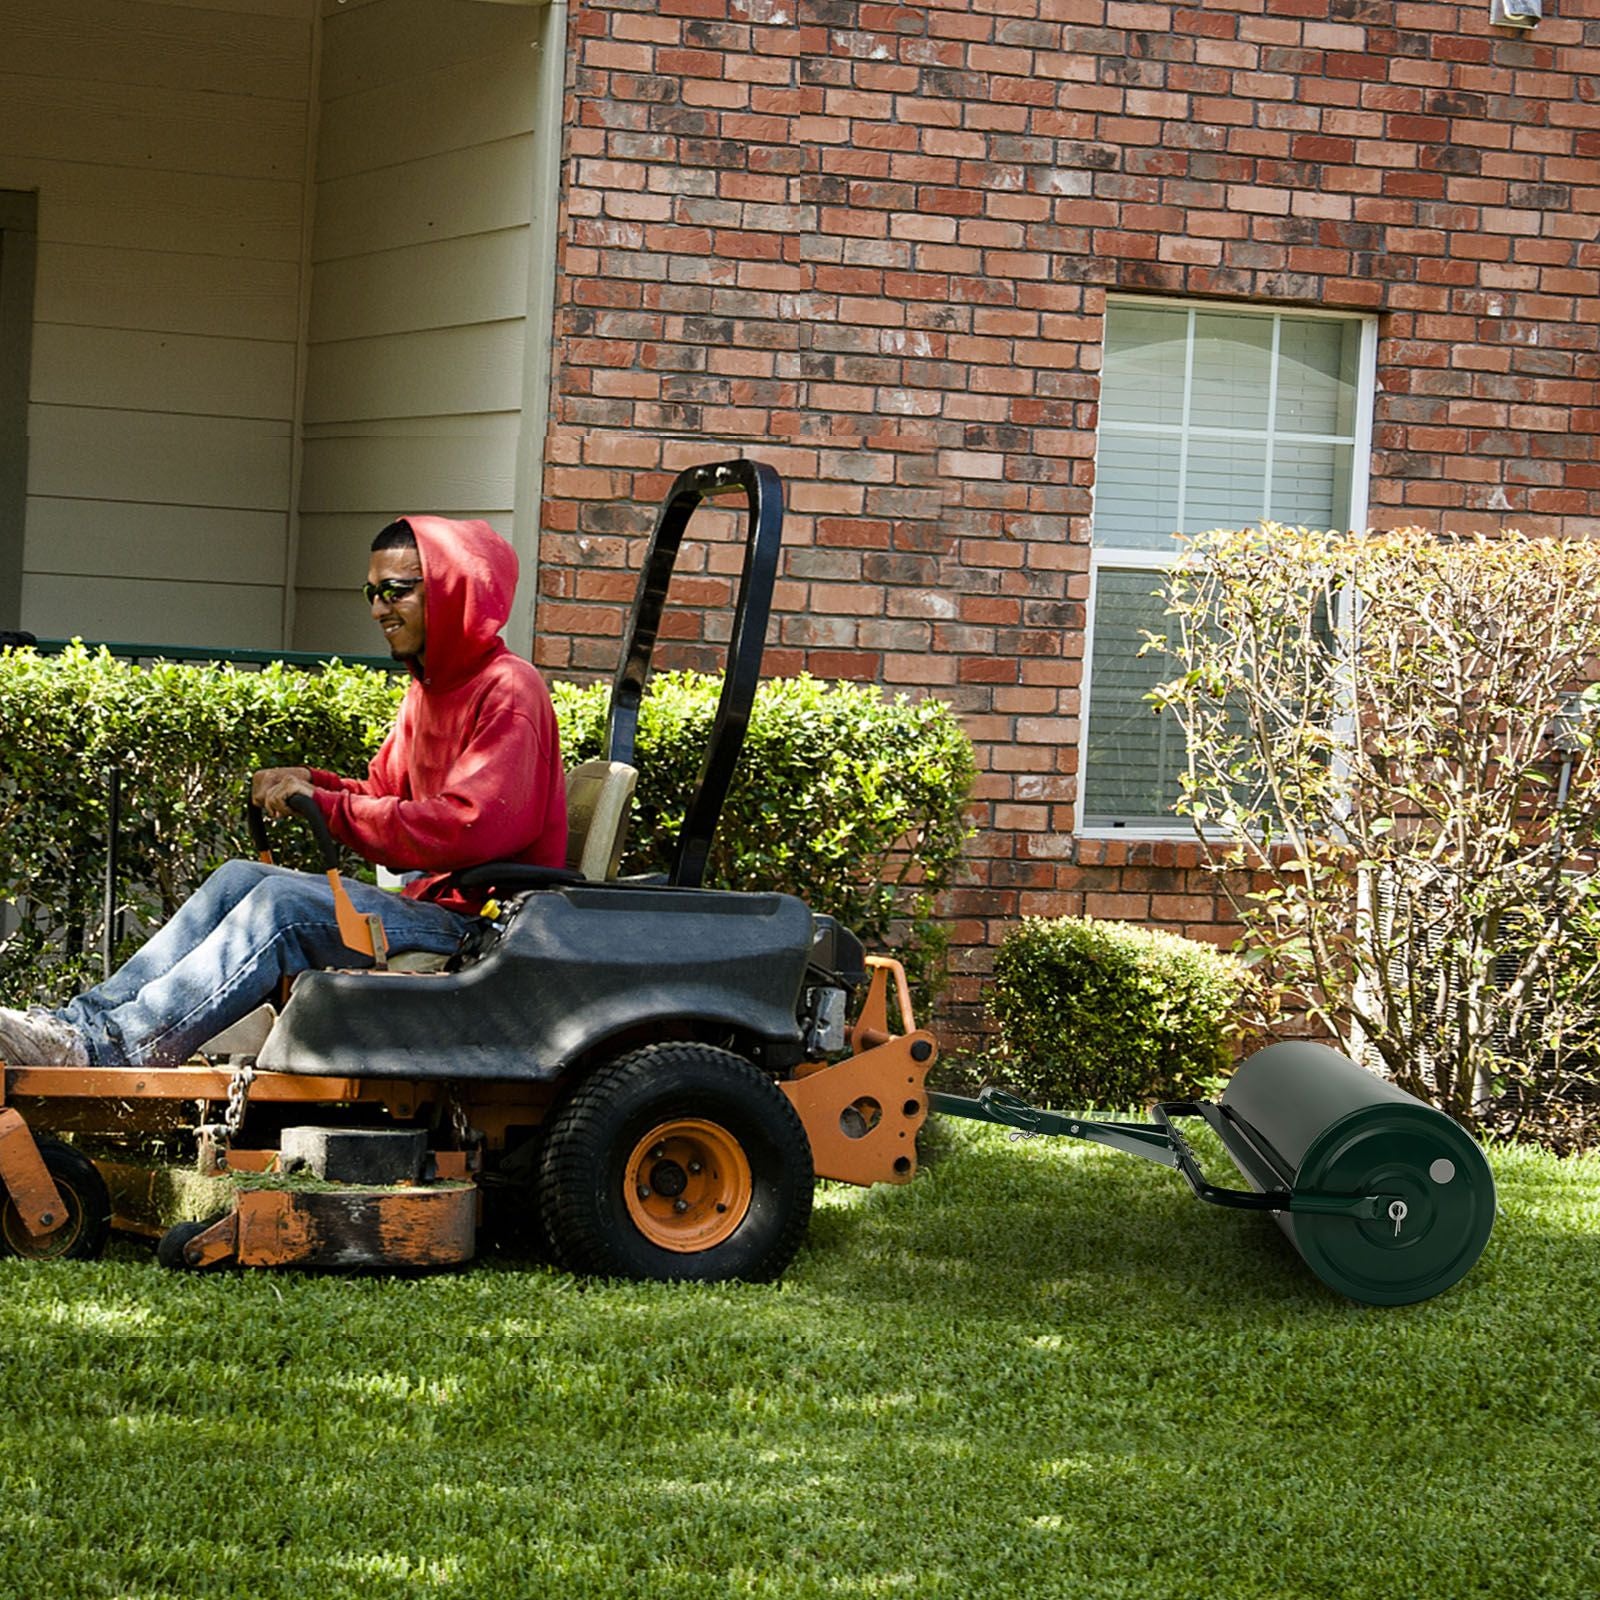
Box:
[1076,295,1379,839]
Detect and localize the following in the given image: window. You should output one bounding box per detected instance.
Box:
[1079,298,1375,832]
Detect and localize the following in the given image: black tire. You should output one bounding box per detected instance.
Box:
[0,1138,111,1262]
[537,1043,814,1283]
[156,1215,228,1271]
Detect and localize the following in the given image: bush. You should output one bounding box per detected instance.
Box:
[988,917,1251,1109]
[0,650,974,1005]
[0,644,403,1003]
[552,670,975,996]
[1151,524,1600,1144]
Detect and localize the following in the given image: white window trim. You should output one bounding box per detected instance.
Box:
[1076,297,1379,840]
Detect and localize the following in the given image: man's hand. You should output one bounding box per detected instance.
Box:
[252,766,315,820]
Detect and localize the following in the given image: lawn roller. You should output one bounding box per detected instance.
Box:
[931,1041,1496,1306]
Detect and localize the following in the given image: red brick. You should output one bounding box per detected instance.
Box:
[546,0,1600,1054]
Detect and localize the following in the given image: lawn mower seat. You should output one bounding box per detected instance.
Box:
[380,759,637,976]
[564,757,639,882]
[391,757,639,945]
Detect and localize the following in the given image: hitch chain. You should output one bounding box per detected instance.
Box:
[196,1057,256,1160]
[445,1083,479,1150]
[222,1058,256,1137]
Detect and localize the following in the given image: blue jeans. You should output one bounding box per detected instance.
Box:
[57,861,472,1067]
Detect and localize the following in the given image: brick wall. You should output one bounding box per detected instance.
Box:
[540,0,1600,1048]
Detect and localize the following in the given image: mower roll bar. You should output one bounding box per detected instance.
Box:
[605,458,782,890]
[246,458,781,912]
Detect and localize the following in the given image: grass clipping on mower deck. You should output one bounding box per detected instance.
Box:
[98,1156,469,1231]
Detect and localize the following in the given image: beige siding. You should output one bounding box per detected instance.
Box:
[22,574,284,645]
[35,244,302,343]
[1,0,314,649]
[24,500,289,587]
[3,0,312,101]
[293,0,542,658]
[303,323,526,425]
[308,230,530,344]
[29,410,294,511]
[300,429,519,523]
[32,326,297,420]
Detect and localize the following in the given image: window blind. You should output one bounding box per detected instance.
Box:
[1082,302,1366,830]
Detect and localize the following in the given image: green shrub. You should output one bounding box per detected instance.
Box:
[0,644,403,1002]
[0,650,974,1005]
[988,916,1251,1109]
[553,670,975,996]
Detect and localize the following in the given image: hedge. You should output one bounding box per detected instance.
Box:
[0,646,973,1005]
[0,644,401,1002]
[988,916,1252,1109]
[552,671,973,992]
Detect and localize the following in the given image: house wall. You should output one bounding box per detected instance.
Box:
[292,0,552,656]
[542,0,1600,1045]
[0,0,316,648]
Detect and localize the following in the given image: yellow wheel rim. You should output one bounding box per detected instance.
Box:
[624,1118,753,1253]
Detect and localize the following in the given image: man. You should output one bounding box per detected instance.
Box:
[0,517,566,1068]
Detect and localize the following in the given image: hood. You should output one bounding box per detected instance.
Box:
[400,516,518,690]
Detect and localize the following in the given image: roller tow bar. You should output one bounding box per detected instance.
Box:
[929,1089,1397,1221]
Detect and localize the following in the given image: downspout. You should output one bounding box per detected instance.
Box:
[508,0,569,660]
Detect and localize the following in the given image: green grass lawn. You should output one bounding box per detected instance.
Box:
[1,1121,1596,1600]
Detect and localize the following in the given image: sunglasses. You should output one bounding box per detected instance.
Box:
[363,577,423,605]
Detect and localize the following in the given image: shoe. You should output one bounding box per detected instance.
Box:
[0,1007,89,1067]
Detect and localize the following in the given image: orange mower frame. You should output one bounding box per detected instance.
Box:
[0,955,933,1272]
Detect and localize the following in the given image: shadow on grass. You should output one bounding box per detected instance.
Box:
[802,1124,1334,1318]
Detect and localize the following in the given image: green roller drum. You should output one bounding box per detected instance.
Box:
[1219,1040,1496,1306]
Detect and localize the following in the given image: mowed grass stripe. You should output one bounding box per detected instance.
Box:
[0,1125,1594,1599]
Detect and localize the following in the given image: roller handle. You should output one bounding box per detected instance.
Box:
[1156,1103,1394,1221]
[1154,1102,1295,1211]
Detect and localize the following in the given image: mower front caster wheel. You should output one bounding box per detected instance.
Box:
[0,1138,111,1262]
[538,1043,814,1283]
[156,1215,228,1271]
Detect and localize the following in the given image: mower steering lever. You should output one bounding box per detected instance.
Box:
[245,793,385,963]
[247,793,341,871]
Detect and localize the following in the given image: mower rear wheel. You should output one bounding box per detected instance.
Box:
[538,1043,813,1283]
[0,1138,111,1262]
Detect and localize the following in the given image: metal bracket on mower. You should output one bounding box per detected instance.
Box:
[0,1107,71,1238]
[784,958,936,1186]
[783,1030,935,1186]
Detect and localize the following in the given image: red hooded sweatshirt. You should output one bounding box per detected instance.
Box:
[306,516,567,915]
